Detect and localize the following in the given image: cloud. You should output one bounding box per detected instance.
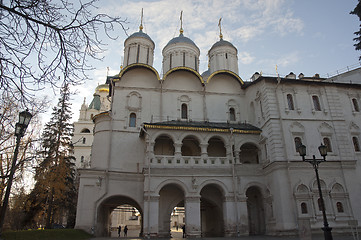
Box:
[239,52,255,64]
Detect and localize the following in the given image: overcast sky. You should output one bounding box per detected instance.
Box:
[51,0,361,122]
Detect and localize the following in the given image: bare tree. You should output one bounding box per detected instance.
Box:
[0,0,128,103]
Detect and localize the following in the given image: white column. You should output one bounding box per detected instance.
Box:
[238,195,249,235]
[143,196,159,237]
[223,196,237,236]
[185,196,201,238]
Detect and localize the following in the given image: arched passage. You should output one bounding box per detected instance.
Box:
[96,196,143,237]
[240,143,259,164]
[200,184,225,237]
[246,186,265,235]
[158,184,185,237]
[154,135,175,155]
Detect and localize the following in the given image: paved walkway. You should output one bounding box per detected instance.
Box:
[90,233,358,240]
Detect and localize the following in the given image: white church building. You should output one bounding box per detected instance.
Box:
[74,20,361,237]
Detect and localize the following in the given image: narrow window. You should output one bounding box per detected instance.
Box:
[146,48,149,64]
[352,98,360,112]
[317,198,323,211]
[353,137,360,152]
[294,137,302,152]
[183,52,186,67]
[323,137,332,152]
[81,156,84,163]
[129,113,136,127]
[126,47,130,65]
[301,202,308,214]
[312,95,321,111]
[181,104,188,119]
[287,94,295,110]
[229,108,236,121]
[336,202,344,213]
[170,53,172,69]
[136,44,140,63]
[194,56,197,71]
[82,137,86,144]
[225,53,228,59]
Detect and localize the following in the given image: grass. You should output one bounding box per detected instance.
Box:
[2,229,93,240]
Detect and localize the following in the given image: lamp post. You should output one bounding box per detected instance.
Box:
[298,144,333,240]
[0,110,32,236]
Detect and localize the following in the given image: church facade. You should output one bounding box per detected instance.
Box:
[74,22,361,237]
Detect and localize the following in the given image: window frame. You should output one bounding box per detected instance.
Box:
[312,95,321,111]
[129,112,137,127]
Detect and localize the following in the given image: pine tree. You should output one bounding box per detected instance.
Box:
[28,83,76,229]
[351,0,361,60]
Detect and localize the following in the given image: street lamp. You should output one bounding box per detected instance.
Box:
[298,144,333,240]
[0,110,32,236]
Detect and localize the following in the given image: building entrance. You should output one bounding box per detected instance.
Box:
[96,195,142,237]
[246,186,265,235]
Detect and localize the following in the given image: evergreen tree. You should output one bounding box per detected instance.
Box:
[351,0,361,60]
[26,83,76,229]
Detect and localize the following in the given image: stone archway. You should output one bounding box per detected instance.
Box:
[158,184,185,237]
[246,186,265,235]
[96,196,143,237]
[200,184,225,237]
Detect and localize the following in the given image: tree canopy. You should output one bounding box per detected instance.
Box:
[0,0,127,104]
[351,0,361,60]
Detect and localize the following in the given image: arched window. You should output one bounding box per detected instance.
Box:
[336,202,344,213]
[129,113,136,127]
[323,137,332,152]
[287,94,295,110]
[82,137,86,144]
[81,156,84,162]
[352,98,360,112]
[229,108,236,121]
[312,95,321,111]
[181,104,188,119]
[353,137,360,152]
[301,202,308,214]
[80,128,91,133]
[294,137,302,152]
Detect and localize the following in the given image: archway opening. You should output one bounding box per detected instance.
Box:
[181,136,201,156]
[240,143,259,164]
[159,184,185,238]
[154,135,175,155]
[207,137,226,157]
[200,184,224,237]
[96,196,142,237]
[246,186,265,235]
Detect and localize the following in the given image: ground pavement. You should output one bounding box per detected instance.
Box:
[90,227,359,240]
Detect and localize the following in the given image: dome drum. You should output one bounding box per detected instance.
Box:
[123,30,155,67]
[208,40,239,75]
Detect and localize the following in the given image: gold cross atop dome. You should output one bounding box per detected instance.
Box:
[218,17,223,40]
[139,8,144,31]
[180,10,183,34]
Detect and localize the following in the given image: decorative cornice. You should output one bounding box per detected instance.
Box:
[114,63,160,81]
[206,70,244,85]
[143,123,261,134]
[163,66,204,84]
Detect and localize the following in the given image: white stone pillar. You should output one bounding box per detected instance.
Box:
[185,196,201,237]
[174,142,182,161]
[143,196,159,237]
[238,195,249,235]
[223,196,237,236]
[200,143,208,161]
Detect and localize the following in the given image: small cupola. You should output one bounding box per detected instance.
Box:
[162,12,200,74]
[208,18,238,74]
[123,10,155,67]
